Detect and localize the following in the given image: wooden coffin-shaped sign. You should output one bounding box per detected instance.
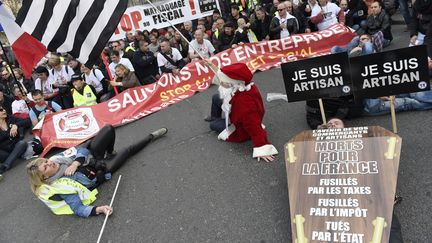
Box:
[285,126,401,243]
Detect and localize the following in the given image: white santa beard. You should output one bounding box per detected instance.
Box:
[218,85,234,114]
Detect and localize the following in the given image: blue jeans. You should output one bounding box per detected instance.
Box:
[398,0,411,25]
[0,140,28,169]
[364,91,432,115]
[331,36,374,55]
[210,118,227,133]
[210,93,223,119]
[351,20,367,31]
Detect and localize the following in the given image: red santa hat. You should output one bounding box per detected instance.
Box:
[217,63,253,85]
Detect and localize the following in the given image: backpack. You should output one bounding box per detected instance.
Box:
[31,101,53,120]
[82,69,108,94]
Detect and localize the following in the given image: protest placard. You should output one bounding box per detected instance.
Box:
[281,52,352,102]
[350,45,430,98]
[285,126,401,243]
[111,0,219,41]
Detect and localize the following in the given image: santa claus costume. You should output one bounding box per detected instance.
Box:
[210,63,278,159]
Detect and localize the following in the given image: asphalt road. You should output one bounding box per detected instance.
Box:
[1,14,431,243]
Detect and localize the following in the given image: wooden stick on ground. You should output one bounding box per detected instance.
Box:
[318,98,327,125]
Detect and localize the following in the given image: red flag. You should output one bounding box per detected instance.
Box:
[0,2,47,78]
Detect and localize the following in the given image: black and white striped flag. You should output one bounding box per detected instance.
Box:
[15,0,128,66]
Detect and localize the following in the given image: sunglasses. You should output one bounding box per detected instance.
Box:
[277,8,286,11]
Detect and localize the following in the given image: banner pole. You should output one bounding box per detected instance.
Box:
[390,96,398,134]
[100,52,119,95]
[318,98,327,125]
[96,175,122,243]
[144,0,218,74]
[0,40,30,108]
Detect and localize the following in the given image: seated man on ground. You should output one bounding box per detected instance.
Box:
[331,34,375,57]
[11,87,33,135]
[205,63,278,162]
[364,91,432,115]
[29,90,62,127]
[358,1,392,51]
[26,125,167,217]
[12,87,34,120]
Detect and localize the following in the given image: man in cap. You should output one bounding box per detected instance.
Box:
[207,63,278,162]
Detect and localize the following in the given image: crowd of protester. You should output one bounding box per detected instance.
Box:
[0,0,431,184]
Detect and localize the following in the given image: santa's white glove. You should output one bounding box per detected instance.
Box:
[217,125,236,141]
[218,130,230,140]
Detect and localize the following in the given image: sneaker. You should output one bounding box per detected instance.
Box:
[204,116,216,122]
[151,128,168,140]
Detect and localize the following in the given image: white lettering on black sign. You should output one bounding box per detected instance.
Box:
[351,45,430,98]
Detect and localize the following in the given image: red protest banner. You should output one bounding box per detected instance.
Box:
[34,24,355,156]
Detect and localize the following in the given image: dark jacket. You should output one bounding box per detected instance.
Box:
[232,28,250,45]
[293,9,309,33]
[0,76,15,97]
[346,0,368,26]
[217,32,235,52]
[250,14,272,40]
[0,116,25,151]
[0,95,14,115]
[409,7,432,37]
[366,11,392,40]
[132,50,158,85]
[17,78,34,95]
[269,15,299,40]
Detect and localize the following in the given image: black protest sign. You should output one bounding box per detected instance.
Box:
[350,45,430,98]
[281,52,352,103]
[199,0,218,12]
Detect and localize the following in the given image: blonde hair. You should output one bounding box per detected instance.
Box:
[115,63,130,75]
[26,158,47,194]
[48,55,61,67]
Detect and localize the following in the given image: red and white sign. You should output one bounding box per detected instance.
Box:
[111,0,220,41]
[35,24,356,156]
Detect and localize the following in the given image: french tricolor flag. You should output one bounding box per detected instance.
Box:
[0,1,47,77]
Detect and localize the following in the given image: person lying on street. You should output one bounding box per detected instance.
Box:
[26,125,168,217]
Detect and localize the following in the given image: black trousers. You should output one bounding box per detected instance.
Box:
[87,125,153,174]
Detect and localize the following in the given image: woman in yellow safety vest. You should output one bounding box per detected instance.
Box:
[27,125,168,217]
[70,73,98,107]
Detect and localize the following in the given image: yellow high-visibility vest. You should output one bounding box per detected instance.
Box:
[36,178,98,215]
[72,85,97,107]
